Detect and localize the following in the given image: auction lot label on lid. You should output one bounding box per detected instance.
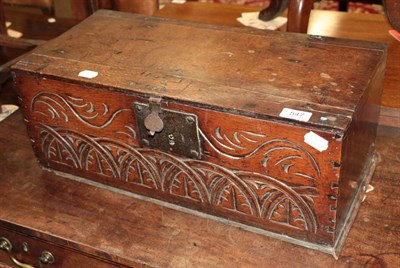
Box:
[279,108,312,122]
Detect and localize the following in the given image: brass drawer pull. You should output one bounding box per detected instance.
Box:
[0,237,34,268]
[38,251,55,267]
[0,237,55,268]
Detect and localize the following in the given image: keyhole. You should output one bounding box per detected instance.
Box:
[168,134,175,146]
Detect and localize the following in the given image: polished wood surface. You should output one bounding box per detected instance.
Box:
[70,0,159,20]
[0,4,76,115]
[0,110,399,267]
[0,3,399,267]
[287,0,313,33]
[13,10,385,129]
[258,0,314,33]
[0,228,119,267]
[12,10,387,253]
[308,10,400,127]
[258,0,288,24]
[1,7,77,40]
[0,34,44,49]
[155,2,259,27]
[1,0,398,121]
[383,0,400,31]
[155,3,400,127]
[2,0,54,16]
[0,0,6,35]
[0,5,77,60]
[308,11,399,108]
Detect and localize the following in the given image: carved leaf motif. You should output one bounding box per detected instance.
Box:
[269,197,307,230]
[240,172,317,232]
[141,150,208,202]
[200,128,269,158]
[85,148,116,177]
[189,161,257,216]
[260,140,320,187]
[40,127,80,168]
[215,183,253,215]
[31,92,129,129]
[37,124,318,233]
[201,127,320,187]
[38,124,160,189]
[169,172,203,201]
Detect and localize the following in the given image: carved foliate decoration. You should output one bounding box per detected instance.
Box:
[31,91,320,234]
[37,124,317,232]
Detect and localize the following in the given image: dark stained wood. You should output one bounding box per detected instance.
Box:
[287,0,314,33]
[12,10,385,131]
[258,0,314,33]
[155,4,400,127]
[335,63,385,238]
[0,0,4,114]
[0,5,398,268]
[338,0,382,12]
[70,0,99,21]
[0,228,124,267]
[0,0,6,35]
[0,5,77,115]
[2,0,55,16]
[2,6,78,40]
[11,10,386,255]
[383,0,400,31]
[0,2,62,117]
[0,5,78,67]
[0,110,399,267]
[258,0,289,22]
[112,0,159,15]
[154,2,259,27]
[70,0,159,20]
[307,11,400,125]
[0,34,44,49]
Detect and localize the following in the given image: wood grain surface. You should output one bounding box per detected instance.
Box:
[307,10,400,111]
[11,9,387,252]
[2,2,398,124]
[155,3,400,126]
[0,110,399,267]
[0,3,399,267]
[13,10,386,130]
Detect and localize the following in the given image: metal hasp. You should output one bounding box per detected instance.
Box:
[134,99,202,159]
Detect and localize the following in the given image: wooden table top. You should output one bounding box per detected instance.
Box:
[307,10,400,127]
[155,3,400,127]
[0,109,399,267]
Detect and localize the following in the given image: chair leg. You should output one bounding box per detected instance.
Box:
[338,0,349,11]
[383,0,400,31]
[0,0,7,35]
[287,0,314,33]
[41,6,55,16]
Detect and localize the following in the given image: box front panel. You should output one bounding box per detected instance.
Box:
[15,74,343,246]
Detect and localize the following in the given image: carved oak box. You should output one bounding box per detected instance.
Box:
[12,10,386,257]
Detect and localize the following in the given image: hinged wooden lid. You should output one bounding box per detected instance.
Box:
[12,10,386,132]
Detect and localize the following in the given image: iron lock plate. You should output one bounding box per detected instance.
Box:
[134,102,202,159]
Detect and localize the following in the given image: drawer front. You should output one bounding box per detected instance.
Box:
[0,228,124,268]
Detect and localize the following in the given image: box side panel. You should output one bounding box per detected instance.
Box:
[14,73,342,247]
[335,55,386,240]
